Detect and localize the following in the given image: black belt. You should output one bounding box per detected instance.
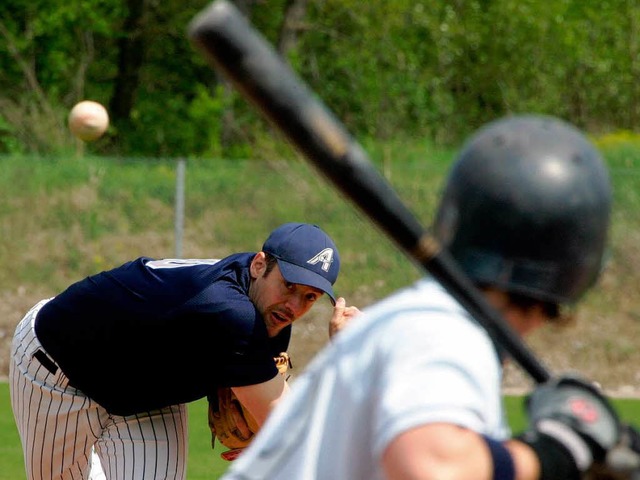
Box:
[34,349,59,375]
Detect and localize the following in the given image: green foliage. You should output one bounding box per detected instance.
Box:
[0,0,121,152]
[0,115,23,154]
[294,0,640,142]
[186,84,227,156]
[2,0,640,154]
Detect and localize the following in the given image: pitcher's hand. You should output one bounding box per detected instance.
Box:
[329,297,361,339]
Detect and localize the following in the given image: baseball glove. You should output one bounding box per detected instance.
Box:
[209,352,292,461]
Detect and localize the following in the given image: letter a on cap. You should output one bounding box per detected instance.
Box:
[307,248,335,272]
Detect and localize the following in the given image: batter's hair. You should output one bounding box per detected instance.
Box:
[506,291,574,327]
[478,282,571,326]
[507,291,557,318]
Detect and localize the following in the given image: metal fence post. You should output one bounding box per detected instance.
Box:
[175,158,186,258]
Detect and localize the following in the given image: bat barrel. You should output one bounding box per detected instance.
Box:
[189,0,551,384]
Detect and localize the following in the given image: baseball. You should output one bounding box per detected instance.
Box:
[68,100,109,142]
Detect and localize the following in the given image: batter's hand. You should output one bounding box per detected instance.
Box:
[329,297,361,339]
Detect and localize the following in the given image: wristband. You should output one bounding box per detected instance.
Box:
[482,436,515,480]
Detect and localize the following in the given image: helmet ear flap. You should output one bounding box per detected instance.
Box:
[433,115,612,305]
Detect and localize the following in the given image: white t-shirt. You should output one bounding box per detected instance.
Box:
[222,277,510,480]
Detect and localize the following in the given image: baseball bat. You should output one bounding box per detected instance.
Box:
[188,0,551,384]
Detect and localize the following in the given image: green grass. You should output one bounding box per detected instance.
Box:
[504,395,640,433]
[0,142,635,302]
[2,381,639,479]
[0,151,447,297]
[0,143,637,308]
[0,383,23,480]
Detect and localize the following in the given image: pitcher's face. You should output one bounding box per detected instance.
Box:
[249,253,323,337]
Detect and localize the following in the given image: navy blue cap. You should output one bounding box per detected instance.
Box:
[262,223,340,303]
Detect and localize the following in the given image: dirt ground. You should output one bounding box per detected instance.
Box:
[0,286,54,381]
[291,299,640,398]
[2,286,639,398]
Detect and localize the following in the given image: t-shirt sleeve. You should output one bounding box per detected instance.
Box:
[372,310,504,457]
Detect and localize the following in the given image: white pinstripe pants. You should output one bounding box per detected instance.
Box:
[9,299,189,480]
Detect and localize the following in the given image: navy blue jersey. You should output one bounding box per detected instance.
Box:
[34,254,291,415]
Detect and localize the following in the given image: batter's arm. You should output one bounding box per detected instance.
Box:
[383,424,540,480]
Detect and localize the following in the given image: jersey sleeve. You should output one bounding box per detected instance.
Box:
[191,291,280,388]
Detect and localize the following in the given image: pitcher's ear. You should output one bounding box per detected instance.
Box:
[249,251,268,278]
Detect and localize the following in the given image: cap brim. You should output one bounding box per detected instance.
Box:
[276,259,336,304]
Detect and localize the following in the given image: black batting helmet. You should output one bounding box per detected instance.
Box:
[433,115,612,305]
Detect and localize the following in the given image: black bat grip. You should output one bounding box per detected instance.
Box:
[188,0,551,384]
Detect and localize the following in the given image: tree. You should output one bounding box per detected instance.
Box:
[109,0,148,124]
